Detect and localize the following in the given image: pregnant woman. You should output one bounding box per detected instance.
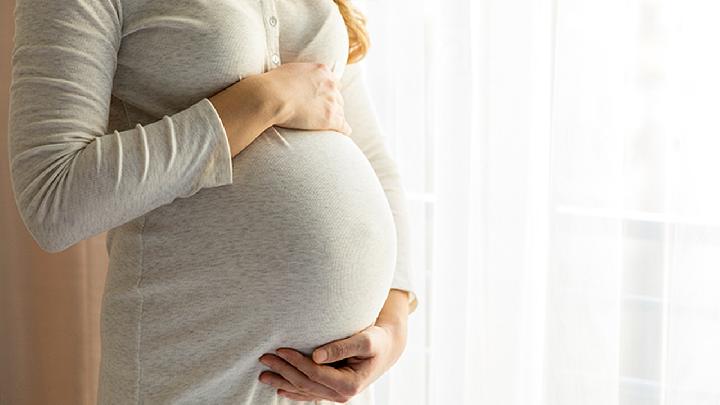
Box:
[8,0,418,403]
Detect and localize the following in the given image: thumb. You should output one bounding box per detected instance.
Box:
[342,120,352,136]
[313,332,372,364]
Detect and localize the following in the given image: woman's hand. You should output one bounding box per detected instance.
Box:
[254,62,352,135]
[257,289,412,402]
[257,320,408,402]
[209,62,351,157]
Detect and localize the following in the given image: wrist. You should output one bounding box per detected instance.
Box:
[376,318,407,341]
[375,312,407,330]
[250,74,291,126]
[375,315,408,352]
[376,319,408,366]
[208,77,283,156]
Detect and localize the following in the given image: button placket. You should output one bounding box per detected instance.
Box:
[260,0,281,71]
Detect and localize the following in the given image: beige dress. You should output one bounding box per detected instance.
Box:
[7,0,418,403]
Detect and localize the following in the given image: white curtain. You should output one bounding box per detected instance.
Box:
[358,0,720,404]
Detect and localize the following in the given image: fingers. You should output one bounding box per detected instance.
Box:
[259,353,343,401]
[258,371,302,394]
[342,120,353,136]
[258,372,322,401]
[313,328,376,364]
[278,61,350,135]
[332,89,350,135]
[319,66,349,135]
[328,100,351,136]
[275,348,360,399]
[336,110,352,136]
[277,389,318,401]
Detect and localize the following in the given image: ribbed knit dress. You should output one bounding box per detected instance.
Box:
[7,0,418,403]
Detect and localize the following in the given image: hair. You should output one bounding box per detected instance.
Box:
[332,0,370,64]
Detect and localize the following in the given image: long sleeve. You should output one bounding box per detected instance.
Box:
[339,61,419,315]
[7,0,234,253]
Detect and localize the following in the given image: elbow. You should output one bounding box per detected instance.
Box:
[34,234,74,254]
[9,144,88,254]
[22,212,75,253]
[12,183,77,254]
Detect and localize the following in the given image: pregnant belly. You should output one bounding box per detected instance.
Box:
[136,127,398,360]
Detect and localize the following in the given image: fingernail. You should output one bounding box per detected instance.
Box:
[314,349,327,363]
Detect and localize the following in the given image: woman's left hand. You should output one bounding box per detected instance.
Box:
[257,320,407,402]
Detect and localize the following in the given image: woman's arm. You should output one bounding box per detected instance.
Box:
[211,62,352,157]
[8,0,246,253]
[370,288,409,358]
[9,0,350,253]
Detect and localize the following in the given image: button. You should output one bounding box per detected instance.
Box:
[271,53,280,65]
[269,16,277,26]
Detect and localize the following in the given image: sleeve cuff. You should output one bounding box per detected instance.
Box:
[390,280,419,315]
[192,97,234,190]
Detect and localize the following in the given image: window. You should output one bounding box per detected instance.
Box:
[361,0,720,403]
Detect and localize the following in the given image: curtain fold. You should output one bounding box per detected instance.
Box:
[365,0,720,404]
[1,2,107,403]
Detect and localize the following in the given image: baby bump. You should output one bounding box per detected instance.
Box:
[137,127,398,359]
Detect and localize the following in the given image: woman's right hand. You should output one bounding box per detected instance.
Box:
[209,62,351,157]
[256,62,352,135]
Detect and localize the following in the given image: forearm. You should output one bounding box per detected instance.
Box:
[208,76,285,157]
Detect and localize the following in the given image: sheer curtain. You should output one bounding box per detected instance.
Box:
[360,0,720,404]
